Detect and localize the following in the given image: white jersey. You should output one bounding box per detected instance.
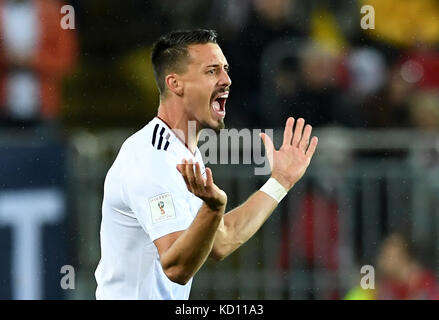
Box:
[95,117,205,300]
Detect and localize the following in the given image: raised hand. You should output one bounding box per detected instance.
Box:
[177,159,227,211]
[260,117,318,191]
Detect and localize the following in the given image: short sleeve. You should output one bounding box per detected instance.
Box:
[124,160,193,241]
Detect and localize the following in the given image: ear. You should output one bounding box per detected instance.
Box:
[165,74,184,96]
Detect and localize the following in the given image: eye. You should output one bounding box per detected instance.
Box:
[207,69,216,74]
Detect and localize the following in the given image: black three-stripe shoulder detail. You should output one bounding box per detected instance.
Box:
[163,133,170,151]
[151,124,171,151]
[157,127,165,150]
[152,123,159,147]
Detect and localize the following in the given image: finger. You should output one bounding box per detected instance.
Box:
[292,118,305,147]
[260,132,275,154]
[194,162,204,189]
[260,132,275,164]
[205,167,214,191]
[305,136,319,158]
[282,117,294,147]
[176,164,185,177]
[177,160,191,190]
[299,124,312,151]
[177,159,187,172]
[185,159,196,189]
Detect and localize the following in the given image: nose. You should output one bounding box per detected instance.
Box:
[219,68,232,88]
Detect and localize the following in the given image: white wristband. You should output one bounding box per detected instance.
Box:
[260,177,288,203]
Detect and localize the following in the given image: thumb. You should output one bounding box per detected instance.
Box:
[260,132,275,163]
[260,132,274,154]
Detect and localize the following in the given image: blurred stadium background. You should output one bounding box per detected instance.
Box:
[1,0,439,299]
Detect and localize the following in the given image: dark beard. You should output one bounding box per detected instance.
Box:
[214,119,225,133]
[200,119,225,133]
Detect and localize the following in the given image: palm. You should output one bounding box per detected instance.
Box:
[177,160,227,210]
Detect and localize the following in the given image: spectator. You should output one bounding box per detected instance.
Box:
[408,90,439,130]
[277,41,344,127]
[337,47,387,127]
[0,0,77,126]
[363,66,414,128]
[376,233,439,300]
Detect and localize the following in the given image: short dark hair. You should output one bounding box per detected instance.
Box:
[151,29,218,96]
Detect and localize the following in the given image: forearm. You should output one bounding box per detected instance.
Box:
[160,203,223,284]
[212,117,318,261]
[211,189,279,260]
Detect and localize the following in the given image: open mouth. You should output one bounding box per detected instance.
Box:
[211,92,228,118]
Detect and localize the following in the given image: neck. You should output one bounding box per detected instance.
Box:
[157,98,199,154]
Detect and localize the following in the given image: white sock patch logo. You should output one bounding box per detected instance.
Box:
[149,193,176,224]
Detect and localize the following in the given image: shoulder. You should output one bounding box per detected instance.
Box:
[120,120,184,189]
[123,119,175,160]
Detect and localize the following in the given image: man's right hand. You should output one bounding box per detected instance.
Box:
[177,159,227,211]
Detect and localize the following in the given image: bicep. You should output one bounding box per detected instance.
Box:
[126,175,192,243]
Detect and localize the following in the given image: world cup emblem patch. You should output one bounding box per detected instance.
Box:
[149,193,176,224]
[158,201,165,215]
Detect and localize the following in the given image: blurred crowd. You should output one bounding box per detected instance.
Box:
[346,232,439,300]
[1,0,439,130]
[208,0,439,130]
[0,0,76,127]
[1,0,439,300]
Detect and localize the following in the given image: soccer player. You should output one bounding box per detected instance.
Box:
[95,29,318,299]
